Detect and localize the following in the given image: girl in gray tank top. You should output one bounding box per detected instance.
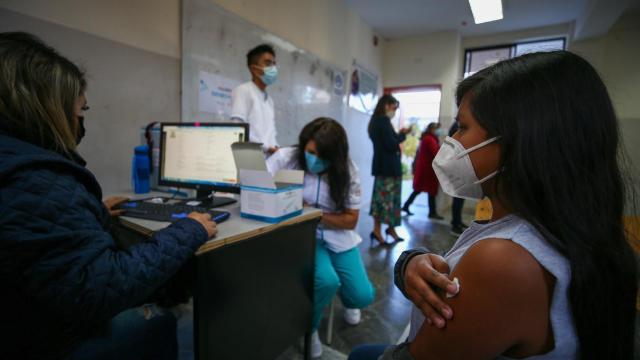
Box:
[349,51,637,360]
[408,215,577,359]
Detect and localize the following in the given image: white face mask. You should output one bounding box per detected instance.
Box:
[386,110,396,119]
[432,136,500,200]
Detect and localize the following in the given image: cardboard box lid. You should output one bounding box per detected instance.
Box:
[231,142,268,172]
[232,142,303,189]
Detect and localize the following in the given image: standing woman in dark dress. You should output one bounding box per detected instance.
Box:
[368,95,412,244]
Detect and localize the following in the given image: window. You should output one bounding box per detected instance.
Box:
[464,38,565,78]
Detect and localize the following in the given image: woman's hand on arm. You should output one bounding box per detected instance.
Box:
[408,239,554,360]
[404,253,458,327]
[321,208,359,230]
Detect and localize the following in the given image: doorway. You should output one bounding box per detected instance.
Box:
[384,85,442,180]
[384,85,442,215]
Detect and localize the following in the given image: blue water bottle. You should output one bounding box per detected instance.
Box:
[132,145,150,193]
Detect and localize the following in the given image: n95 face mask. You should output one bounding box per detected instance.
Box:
[432,136,500,200]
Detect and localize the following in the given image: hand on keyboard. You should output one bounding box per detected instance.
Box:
[188,212,218,238]
[116,201,230,224]
[103,196,130,216]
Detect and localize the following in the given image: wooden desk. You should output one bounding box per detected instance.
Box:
[117,196,321,360]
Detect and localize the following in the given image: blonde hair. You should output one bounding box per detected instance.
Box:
[0,32,86,155]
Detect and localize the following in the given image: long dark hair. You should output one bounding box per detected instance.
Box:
[297,117,351,211]
[457,51,637,359]
[368,94,399,136]
[0,32,86,155]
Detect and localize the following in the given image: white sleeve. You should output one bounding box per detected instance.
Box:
[266,147,298,175]
[230,85,250,122]
[345,160,362,210]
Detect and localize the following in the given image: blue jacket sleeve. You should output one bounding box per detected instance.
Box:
[31,221,207,324]
[4,170,208,324]
[380,118,406,153]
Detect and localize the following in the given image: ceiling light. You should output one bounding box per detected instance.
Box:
[468,0,503,24]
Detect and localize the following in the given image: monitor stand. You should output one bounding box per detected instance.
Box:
[195,189,237,208]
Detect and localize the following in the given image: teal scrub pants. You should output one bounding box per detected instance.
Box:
[312,241,376,331]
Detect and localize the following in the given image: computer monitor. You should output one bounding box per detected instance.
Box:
[158,122,249,207]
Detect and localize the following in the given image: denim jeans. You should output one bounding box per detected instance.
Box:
[66,304,177,360]
[348,344,389,360]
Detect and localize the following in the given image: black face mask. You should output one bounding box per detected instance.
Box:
[76,116,85,145]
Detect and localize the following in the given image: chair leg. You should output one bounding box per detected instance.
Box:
[326,296,336,345]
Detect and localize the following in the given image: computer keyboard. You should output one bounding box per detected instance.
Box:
[117,200,230,223]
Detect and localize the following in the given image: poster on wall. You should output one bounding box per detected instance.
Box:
[348,62,379,115]
[198,71,240,119]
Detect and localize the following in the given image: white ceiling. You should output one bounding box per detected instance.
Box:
[342,0,618,39]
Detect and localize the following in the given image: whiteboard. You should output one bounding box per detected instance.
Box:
[181,0,348,147]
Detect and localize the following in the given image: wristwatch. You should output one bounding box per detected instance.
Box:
[394,248,430,298]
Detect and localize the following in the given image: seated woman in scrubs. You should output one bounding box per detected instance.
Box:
[268,117,375,358]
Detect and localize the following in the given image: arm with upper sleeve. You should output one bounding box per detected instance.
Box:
[384,239,554,360]
[3,170,209,324]
[266,146,298,175]
[230,84,251,122]
[320,161,361,230]
[380,118,407,153]
[230,86,268,150]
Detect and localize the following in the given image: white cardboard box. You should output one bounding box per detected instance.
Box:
[232,142,304,223]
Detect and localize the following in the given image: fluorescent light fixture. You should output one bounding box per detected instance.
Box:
[468,0,503,24]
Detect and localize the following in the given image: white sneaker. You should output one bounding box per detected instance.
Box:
[343,308,361,325]
[310,330,323,358]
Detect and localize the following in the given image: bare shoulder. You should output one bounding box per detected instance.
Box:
[409,238,555,359]
[459,238,548,281]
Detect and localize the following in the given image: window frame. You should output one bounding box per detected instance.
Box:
[462,37,567,77]
[384,84,442,95]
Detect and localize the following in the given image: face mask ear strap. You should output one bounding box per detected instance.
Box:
[473,169,499,184]
[458,136,501,158]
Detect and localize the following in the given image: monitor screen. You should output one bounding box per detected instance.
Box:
[158,123,248,193]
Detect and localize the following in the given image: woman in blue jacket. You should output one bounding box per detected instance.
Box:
[368,95,412,245]
[0,32,217,359]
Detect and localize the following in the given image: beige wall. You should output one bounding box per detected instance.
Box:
[213,0,383,75]
[0,0,181,58]
[571,10,640,120]
[0,0,383,73]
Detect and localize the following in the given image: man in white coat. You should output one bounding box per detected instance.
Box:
[230,44,279,155]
